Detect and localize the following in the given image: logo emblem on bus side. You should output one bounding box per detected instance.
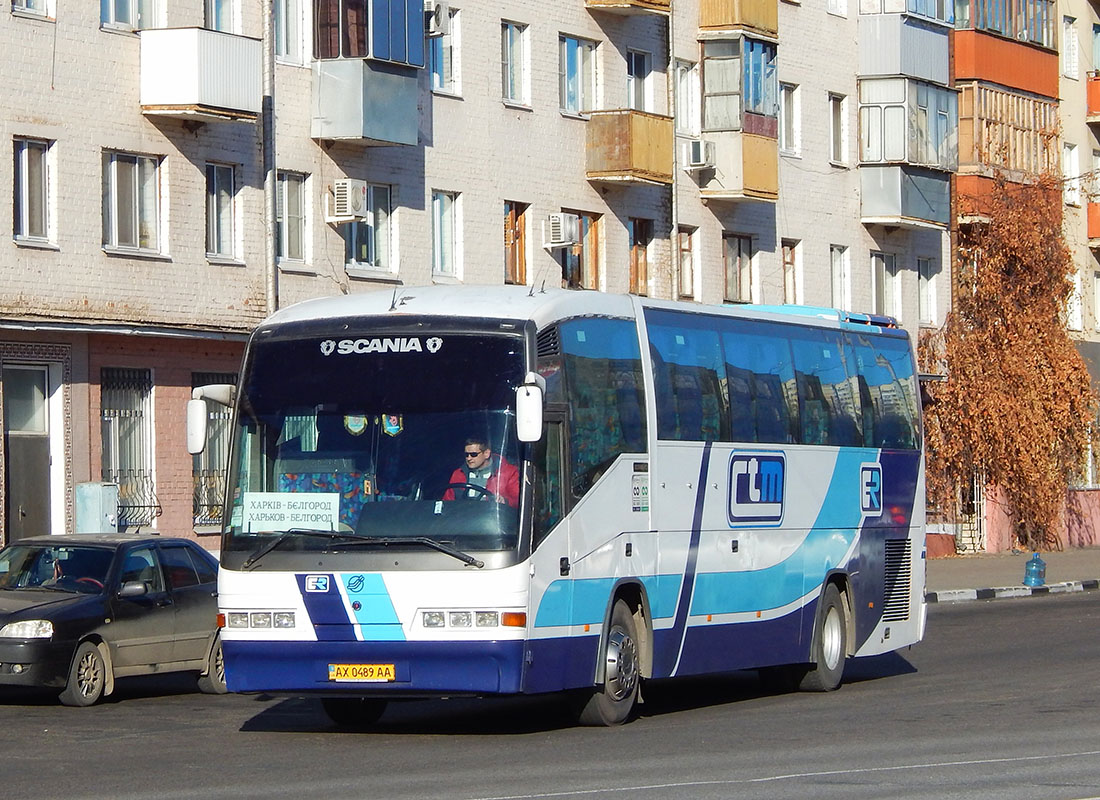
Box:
[728,452,785,526]
[320,340,336,356]
[304,575,330,592]
[860,463,883,517]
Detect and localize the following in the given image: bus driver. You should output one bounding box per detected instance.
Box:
[443,437,520,507]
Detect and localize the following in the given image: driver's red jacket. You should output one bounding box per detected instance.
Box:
[442,456,520,507]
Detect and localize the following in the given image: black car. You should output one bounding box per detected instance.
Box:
[0,534,224,706]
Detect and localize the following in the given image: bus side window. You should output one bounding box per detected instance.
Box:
[533,422,565,548]
[721,320,798,445]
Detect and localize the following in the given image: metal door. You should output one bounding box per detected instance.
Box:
[3,366,51,541]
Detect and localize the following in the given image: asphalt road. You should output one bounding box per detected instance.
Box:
[3,593,1100,800]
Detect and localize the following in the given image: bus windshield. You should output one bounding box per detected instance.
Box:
[222,330,526,557]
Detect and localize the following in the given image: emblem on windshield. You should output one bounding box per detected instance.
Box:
[320,340,336,356]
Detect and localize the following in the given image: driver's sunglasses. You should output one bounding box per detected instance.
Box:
[464,449,484,457]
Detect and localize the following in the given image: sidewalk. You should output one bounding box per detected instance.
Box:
[924,546,1100,603]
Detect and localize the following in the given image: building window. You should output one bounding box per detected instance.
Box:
[501,21,528,104]
[430,7,458,93]
[955,0,1054,48]
[674,59,700,137]
[827,0,847,16]
[1063,16,1079,78]
[504,201,527,285]
[1064,142,1081,206]
[102,151,160,253]
[724,234,754,303]
[343,184,391,271]
[703,38,777,132]
[192,370,236,527]
[780,83,799,155]
[627,49,652,112]
[557,212,599,289]
[902,0,953,23]
[782,239,800,304]
[432,190,459,278]
[871,251,899,318]
[102,0,159,29]
[1069,269,1084,330]
[205,163,235,259]
[830,93,846,164]
[313,0,424,65]
[276,171,306,262]
[859,78,958,171]
[275,0,302,62]
[918,257,936,324]
[205,0,234,32]
[13,0,48,16]
[678,226,696,299]
[14,138,50,243]
[101,367,157,529]
[830,244,850,310]
[559,34,597,115]
[628,218,651,296]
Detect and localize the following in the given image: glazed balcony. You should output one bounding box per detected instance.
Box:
[139,28,261,122]
[586,110,674,186]
[586,0,669,14]
[311,59,419,146]
[1088,72,1100,124]
[860,165,950,229]
[699,0,778,38]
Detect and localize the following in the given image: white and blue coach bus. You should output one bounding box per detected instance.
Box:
[188,285,925,726]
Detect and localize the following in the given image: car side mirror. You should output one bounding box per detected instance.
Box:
[119,581,147,598]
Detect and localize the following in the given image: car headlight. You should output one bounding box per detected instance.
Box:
[0,619,53,639]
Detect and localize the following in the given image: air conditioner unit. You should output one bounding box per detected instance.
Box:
[425,0,449,36]
[329,178,369,221]
[544,212,580,249]
[684,139,715,170]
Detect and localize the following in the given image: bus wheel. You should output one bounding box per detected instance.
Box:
[321,697,388,728]
[799,583,847,692]
[576,600,640,726]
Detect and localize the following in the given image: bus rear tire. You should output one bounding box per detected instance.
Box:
[576,600,640,726]
[321,697,388,728]
[799,583,847,692]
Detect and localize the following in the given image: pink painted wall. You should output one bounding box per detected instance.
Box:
[983,487,1100,552]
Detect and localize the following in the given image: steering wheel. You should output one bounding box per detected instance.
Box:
[75,577,105,589]
[444,482,492,500]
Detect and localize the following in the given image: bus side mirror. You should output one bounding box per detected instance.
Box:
[187,383,235,455]
[516,372,545,443]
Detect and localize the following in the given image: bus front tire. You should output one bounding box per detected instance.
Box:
[799,583,847,692]
[321,697,388,728]
[576,600,640,726]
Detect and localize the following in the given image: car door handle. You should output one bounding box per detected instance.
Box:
[156,597,173,608]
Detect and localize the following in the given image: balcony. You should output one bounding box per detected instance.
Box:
[699,0,778,38]
[586,0,669,14]
[1089,203,1100,245]
[139,28,261,122]
[695,131,777,202]
[311,59,419,146]
[858,14,948,85]
[586,110,673,185]
[1088,73,1100,124]
[860,166,950,229]
[953,29,1058,99]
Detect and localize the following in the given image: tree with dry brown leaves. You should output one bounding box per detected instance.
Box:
[920,173,1096,551]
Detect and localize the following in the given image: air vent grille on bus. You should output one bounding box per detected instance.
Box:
[882,539,912,622]
[537,327,561,358]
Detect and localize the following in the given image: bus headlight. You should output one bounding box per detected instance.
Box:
[449,611,472,628]
[423,611,446,628]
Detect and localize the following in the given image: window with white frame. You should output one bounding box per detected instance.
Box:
[430,7,459,94]
[1069,269,1084,330]
[101,367,157,529]
[674,59,700,137]
[432,190,459,278]
[557,212,599,289]
[559,34,597,115]
[501,21,528,104]
[205,0,235,32]
[192,370,236,527]
[627,49,652,112]
[829,93,847,164]
[1063,16,1079,79]
[276,171,306,263]
[859,78,958,171]
[678,226,696,299]
[782,239,800,304]
[101,0,160,30]
[343,184,391,271]
[1064,142,1081,205]
[102,151,160,252]
[274,0,302,62]
[724,234,754,303]
[12,0,48,16]
[14,138,50,243]
[871,251,900,318]
[830,244,850,310]
[205,163,236,259]
[827,0,847,16]
[702,38,777,132]
[918,257,936,324]
[780,83,799,155]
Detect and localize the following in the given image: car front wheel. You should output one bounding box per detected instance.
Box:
[197,635,227,695]
[59,642,107,707]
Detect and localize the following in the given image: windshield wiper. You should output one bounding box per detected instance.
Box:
[243,529,359,569]
[335,537,484,568]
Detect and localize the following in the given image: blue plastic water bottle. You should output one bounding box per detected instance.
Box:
[1023,553,1046,587]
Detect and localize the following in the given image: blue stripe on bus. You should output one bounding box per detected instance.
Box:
[296,573,358,641]
[534,574,683,628]
[339,573,405,640]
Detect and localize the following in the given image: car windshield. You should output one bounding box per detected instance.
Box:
[223,330,526,558]
[0,545,113,593]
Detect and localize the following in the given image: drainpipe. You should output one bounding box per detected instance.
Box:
[262,0,279,314]
[667,1,679,301]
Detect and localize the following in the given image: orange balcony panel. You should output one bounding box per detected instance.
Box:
[953,30,1057,99]
[1089,203,1100,241]
[586,110,674,185]
[699,0,778,37]
[586,0,669,13]
[1089,73,1100,121]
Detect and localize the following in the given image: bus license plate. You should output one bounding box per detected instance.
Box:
[328,663,396,682]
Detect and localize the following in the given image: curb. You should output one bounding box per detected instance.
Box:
[925,579,1100,604]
